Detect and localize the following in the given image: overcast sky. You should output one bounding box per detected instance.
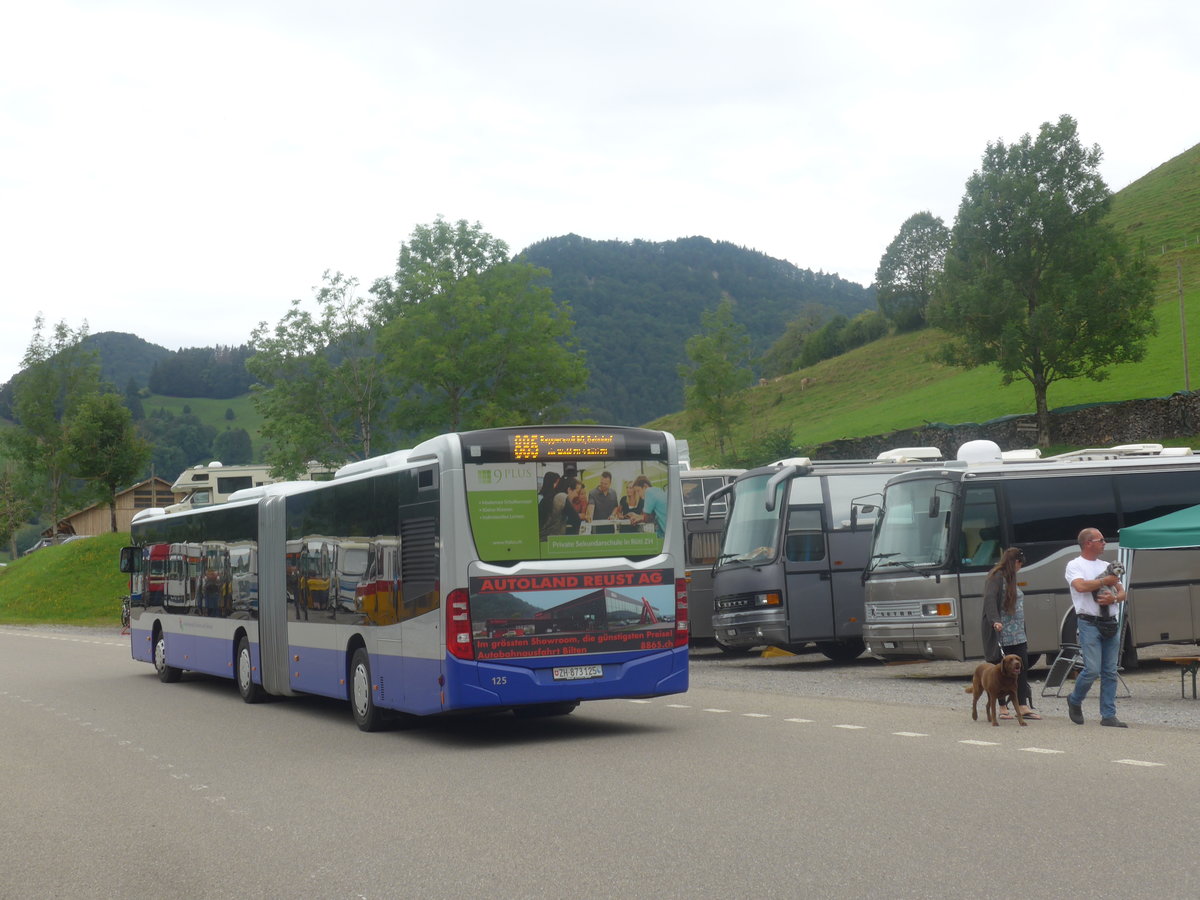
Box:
[2,0,1197,386]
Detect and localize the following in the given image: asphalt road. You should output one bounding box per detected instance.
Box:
[3,627,1198,898]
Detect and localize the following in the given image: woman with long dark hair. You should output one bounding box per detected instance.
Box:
[982,547,1039,719]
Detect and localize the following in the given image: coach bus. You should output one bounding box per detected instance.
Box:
[680,468,743,644]
[120,426,689,730]
[862,441,1200,665]
[707,449,944,659]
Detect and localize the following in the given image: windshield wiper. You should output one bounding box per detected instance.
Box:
[877,558,933,579]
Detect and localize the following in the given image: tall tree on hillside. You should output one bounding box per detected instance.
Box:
[65,393,152,532]
[371,216,511,316]
[679,298,752,459]
[3,317,100,530]
[248,271,390,476]
[377,221,587,432]
[874,211,949,332]
[930,115,1156,447]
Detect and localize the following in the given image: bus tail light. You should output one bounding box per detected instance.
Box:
[674,578,689,647]
[446,588,475,660]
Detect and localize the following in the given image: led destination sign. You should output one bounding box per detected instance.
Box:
[511,431,621,461]
[459,427,666,465]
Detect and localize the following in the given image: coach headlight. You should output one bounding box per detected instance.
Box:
[922,602,952,617]
[755,592,783,607]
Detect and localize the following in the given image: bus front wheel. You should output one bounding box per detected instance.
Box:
[350,648,385,732]
[236,636,266,703]
[154,630,182,683]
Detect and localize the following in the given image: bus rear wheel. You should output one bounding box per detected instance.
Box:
[817,640,864,662]
[236,636,266,703]
[154,630,182,683]
[350,648,385,732]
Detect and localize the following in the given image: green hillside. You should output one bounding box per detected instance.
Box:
[143,392,267,461]
[659,143,1200,465]
[0,532,129,626]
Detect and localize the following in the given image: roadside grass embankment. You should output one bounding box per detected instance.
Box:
[0,532,129,626]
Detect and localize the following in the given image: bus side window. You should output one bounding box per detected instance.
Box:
[961,486,1001,567]
[786,508,825,562]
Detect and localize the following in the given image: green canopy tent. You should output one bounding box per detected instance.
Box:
[1116,504,1200,650]
[1119,504,1200,551]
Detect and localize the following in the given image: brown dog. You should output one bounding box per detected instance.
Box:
[966,654,1025,726]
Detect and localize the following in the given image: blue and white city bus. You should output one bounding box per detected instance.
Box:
[120,426,689,730]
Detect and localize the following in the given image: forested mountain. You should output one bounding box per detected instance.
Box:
[81,332,173,391]
[520,235,873,424]
[3,237,872,431]
[0,332,171,420]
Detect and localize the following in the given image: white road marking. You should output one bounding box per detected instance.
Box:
[893,731,928,737]
[1115,759,1165,767]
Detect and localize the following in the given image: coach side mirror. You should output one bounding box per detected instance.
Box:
[119,546,142,574]
[928,495,940,518]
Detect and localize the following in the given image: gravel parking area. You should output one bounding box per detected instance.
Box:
[689,641,1200,730]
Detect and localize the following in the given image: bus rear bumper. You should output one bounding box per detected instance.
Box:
[864,622,964,661]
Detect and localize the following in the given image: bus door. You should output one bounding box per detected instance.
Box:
[782,505,834,643]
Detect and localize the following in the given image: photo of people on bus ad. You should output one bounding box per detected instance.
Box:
[465,458,670,562]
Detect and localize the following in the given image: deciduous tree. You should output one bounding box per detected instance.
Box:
[382,258,588,433]
[930,115,1156,446]
[874,211,949,332]
[248,271,389,476]
[3,317,99,530]
[65,393,152,531]
[679,298,752,459]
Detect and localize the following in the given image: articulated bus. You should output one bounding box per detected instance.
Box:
[706,449,943,659]
[120,426,689,730]
[862,441,1200,666]
[680,469,743,643]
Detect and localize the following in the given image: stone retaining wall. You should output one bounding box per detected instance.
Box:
[811,392,1200,460]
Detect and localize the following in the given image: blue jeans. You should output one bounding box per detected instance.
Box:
[1068,619,1120,719]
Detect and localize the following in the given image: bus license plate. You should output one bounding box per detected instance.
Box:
[553,665,603,681]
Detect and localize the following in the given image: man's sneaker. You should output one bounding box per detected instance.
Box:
[1101,717,1129,728]
[1068,701,1084,725]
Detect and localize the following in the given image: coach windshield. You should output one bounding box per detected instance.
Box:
[870,476,954,571]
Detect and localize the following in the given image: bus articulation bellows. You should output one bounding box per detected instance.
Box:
[120,426,689,730]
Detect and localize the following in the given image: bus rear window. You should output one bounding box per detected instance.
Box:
[465,459,670,563]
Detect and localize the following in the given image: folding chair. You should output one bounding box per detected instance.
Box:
[1040,642,1130,698]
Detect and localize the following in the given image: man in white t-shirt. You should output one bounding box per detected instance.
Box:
[1064,527,1128,728]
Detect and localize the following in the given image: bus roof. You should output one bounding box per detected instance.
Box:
[884,441,1198,484]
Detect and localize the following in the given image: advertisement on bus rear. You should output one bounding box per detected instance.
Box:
[469,567,677,659]
[465,460,670,562]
